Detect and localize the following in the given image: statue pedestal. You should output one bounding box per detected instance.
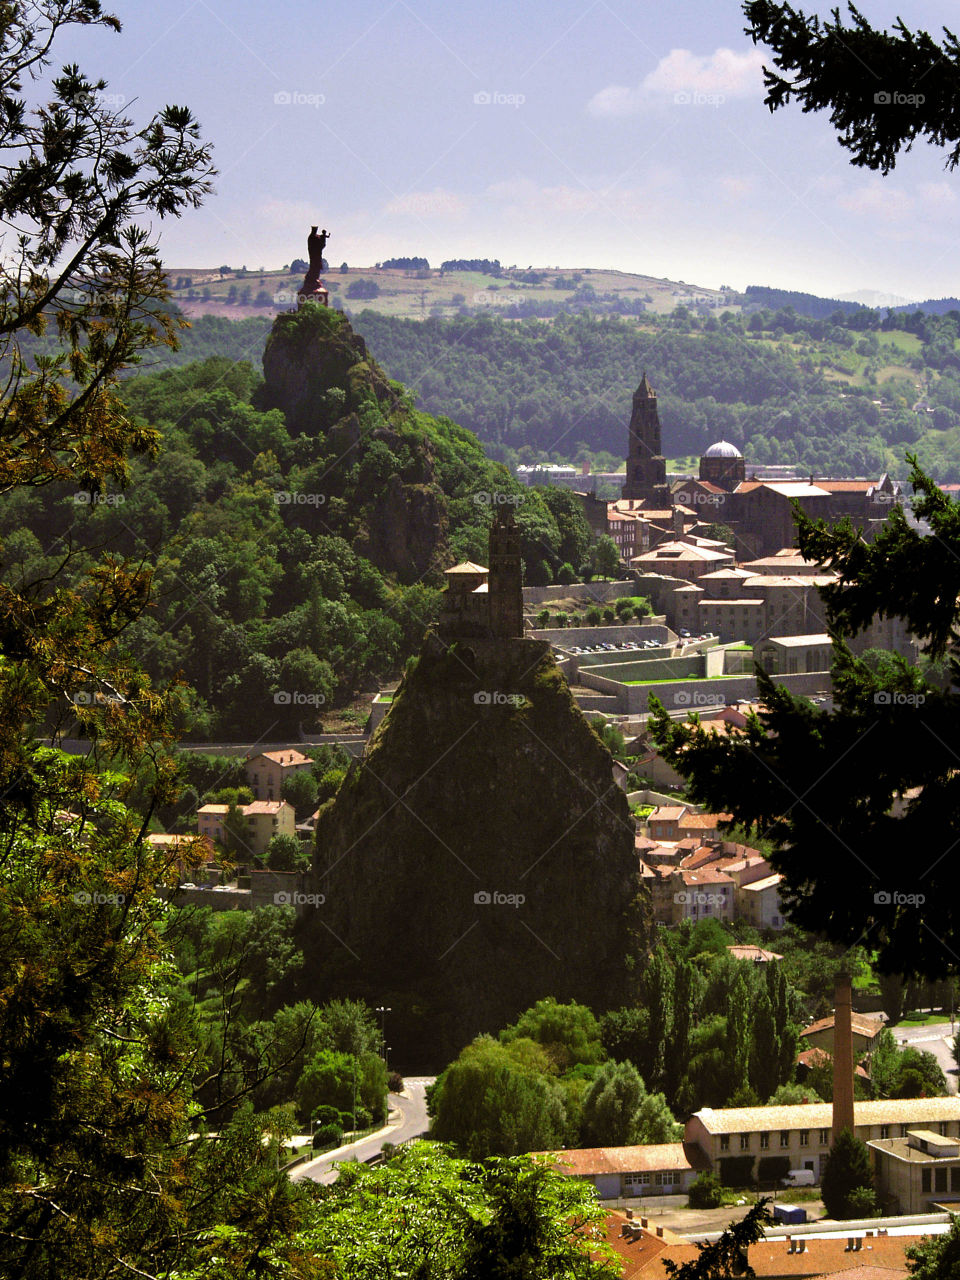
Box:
[298,281,329,309]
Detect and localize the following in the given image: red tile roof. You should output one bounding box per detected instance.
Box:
[800,1013,885,1040]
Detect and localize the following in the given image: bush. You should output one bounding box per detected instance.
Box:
[602,608,616,624]
[688,1171,724,1209]
[312,1122,344,1149]
[388,1071,404,1093]
[846,1186,880,1218]
[535,609,550,628]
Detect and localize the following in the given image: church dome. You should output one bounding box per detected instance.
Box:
[703,440,742,459]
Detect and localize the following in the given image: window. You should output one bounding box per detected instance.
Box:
[901,1125,909,1138]
[760,1133,769,1150]
[922,1168,931,1193]
[780,1132,790,1148]
[799,1132,809,1147]
[819,1129,830,1145]
[740,1134,750,1151]
[936,1168,948,1193]
[720,1135,730,1152]
[880,1125,889,1139]
[952,1167,960,1193]
[940,1123,949,1136]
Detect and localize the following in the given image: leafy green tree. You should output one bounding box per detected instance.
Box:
[906,1212,960,1280]
[590,535,621,579]
[688,1171,724,1209]
[540,486,592,570]
[644,950,674,1092]
[581,1060,646,1146]
[893,1047,948,1098]
[770,1082,823,1104]
[264,831,308,871]
[869,1027,902,1099]
[306,1142,619,1280]
[879,972,906,1025]
[749,992,779,1102]
[500,998,604,1070]
[821,1130,875,1220]
[281,766,319,818]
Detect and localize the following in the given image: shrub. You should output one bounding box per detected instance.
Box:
[846,1186,880,1218]
[688,1171,724,1209]
[602,608,616,624]
[388,1071,404,1093]
[312,1122,344,1149]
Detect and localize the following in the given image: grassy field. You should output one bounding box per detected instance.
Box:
[166,263,736,323]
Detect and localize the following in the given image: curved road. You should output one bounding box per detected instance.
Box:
[292,1077,434,1184]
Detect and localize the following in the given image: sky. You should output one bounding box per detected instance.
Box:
[51,0,960,301]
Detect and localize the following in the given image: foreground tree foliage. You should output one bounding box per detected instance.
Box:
[651,459,960,977]
[743,2,960,174]
[306,1143,619,1280]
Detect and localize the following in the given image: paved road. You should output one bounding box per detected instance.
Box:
[292,1077,434,1184]
[891,1021,958,1094]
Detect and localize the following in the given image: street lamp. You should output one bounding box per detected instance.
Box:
[376,1006,391,1058]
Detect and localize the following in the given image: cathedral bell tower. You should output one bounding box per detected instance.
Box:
[622,372,671,507]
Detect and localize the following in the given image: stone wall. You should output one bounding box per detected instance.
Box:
[521,580,638,607]
[530,623,671,647]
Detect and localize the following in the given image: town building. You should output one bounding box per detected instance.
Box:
[622,374,672,507]
[531,1143,709,1200]
[197,799,296,860]
[685,1099,960,1183]
[799,1012,885,1059]
[438,506,525,640]
[869,1128,960,1214]
[245,749,313,801]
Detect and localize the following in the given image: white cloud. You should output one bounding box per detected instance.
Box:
[837,182,913,221]
[383,188,466,218]
[587,46,766,117]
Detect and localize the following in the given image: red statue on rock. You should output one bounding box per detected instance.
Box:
[298,225,330,307]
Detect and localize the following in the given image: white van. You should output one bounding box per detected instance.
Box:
[782,1168,816,1187]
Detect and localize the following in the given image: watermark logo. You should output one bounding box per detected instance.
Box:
[70,90,126,110]
[874,690,925,707]
[674,690,726,707]
[473,290,513,308]
[474,691,530,708]
[73,890,125,905]
[273,491,326,506]
[274,90,325,107]
[474,889,525,907]
[274,690,326,707]
[675,890,726,907]
[73,491,125,505]
[683,491,723,507]
[674,90,725,108]
[473,90,525,107]
[472,490,523,505]
[274,891,325,907]
[874,90,925,106]
[71,691,124,706]
[873,889,925,906]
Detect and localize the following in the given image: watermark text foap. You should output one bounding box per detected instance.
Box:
[674,90,725,108]
[473,90,525,108]
[274,891,325,907]
[874,690,925,707]
[274,690,325,707]
[874,90,925,106]
[674,690,726,707]
[474,889,525,907]
[474,691,530,708]
[73,890,125,906]
[473,490,523,506]
[274,90,325,108]
[274,491,326,506]
[674,890,725,908]
[73,491,124,506]
[873,889,925,907]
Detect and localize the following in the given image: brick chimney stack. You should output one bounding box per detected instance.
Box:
[832,968,855,1141]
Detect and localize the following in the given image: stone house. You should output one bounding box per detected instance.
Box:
[245,749,313,802]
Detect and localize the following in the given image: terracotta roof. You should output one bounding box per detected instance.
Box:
[818,480,877,492]
[607,1220,917,1280]
[680,866,733,886]
[797,1047,870,1080]
[728,945,783,962]
[255,749,312,767]
[536,1142,709,1177]
[444,561,488,574]
[800,1013,885,1040]
[690,1097,960,1135]
[242,800,290,815]
[198,803,229,815]
[678,812,730,830]
[649,806,688,821]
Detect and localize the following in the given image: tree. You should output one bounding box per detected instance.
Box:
[743,2,960,175]
[310,1142,619,1280]
[879,972,906,1025]
[661,1198,771,1280]
[868,1028,901,1099]
[688,1171,724,1209]
[906,1212,960,1280]
[590,535,621,579]
[649,459,960,976]
[821,1130,875,1219]
[264,831,307,871]
[581,1060,647,1146]
[500,998,604,1070]
[281,767,319,819]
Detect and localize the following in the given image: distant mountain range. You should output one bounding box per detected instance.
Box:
[744,284,960,319]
